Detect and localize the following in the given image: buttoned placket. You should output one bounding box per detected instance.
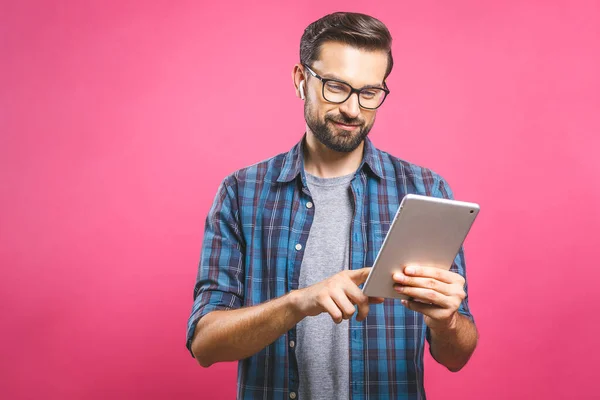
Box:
[287,182,314,398]
[348,171,368,398]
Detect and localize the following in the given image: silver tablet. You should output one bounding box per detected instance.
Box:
[362,194,480,300]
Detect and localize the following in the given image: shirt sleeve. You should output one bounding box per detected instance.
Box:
[186,176,245,357]
[426,176,475,344]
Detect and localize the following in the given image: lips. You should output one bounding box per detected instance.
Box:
[331,120,361,129]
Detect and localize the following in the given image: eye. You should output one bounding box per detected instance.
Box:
[326,82,349,93]
[361,89,381,99]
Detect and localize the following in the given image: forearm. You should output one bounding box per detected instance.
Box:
[429,313,478,372]
[191,291,304,367]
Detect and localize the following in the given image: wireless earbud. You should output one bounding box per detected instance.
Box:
[299,80,305,100]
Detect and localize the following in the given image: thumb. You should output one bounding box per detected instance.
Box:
[348,267,372,285]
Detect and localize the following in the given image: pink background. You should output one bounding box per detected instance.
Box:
[1,1,599,399]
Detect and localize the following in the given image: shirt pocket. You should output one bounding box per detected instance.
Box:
[366,220,392,266]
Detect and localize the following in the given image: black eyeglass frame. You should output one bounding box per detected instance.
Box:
[302,63,390,110]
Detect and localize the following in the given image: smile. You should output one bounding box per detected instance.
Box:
[333,121,360,130]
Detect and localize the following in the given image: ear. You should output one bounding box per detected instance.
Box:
[291,64,306,100]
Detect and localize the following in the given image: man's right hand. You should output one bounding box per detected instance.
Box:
[290,267,385,323]
[192,267,385,366]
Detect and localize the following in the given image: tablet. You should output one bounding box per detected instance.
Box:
[362,194,480,300]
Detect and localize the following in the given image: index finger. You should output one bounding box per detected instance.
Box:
[347,267,372,285]
[403,265,462,285]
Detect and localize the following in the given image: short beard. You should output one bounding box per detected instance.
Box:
[304,100,374,153]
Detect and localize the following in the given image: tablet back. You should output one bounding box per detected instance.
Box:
[362,194,479,300]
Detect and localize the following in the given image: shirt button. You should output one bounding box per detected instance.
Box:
[290,392,297,399]
[306,201,313,209]
[289,340,295,348]
[295,243,302,251]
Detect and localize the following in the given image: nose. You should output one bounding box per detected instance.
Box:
[338,92,361,119]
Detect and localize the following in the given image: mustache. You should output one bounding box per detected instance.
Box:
[326,115,364,126]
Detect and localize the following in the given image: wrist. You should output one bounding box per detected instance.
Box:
[429,312,460,335]
[286,290,306,320]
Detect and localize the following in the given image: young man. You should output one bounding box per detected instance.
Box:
[187,12,478,400]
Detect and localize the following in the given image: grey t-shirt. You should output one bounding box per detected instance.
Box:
[297,171,354,400]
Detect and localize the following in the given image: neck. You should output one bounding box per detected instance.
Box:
[303,131,364,178]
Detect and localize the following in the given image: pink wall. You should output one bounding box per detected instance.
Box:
[1,1,599,399]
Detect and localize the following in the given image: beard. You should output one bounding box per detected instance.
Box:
[304,100,374,153]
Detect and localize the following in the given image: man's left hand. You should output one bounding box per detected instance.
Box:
[392,265,466,332]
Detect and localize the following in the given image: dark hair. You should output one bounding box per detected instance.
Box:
[300,12,394,80]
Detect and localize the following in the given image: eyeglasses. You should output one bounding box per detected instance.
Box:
[302,64,390,110]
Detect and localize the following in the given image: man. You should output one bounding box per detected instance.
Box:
[187,12,478,400]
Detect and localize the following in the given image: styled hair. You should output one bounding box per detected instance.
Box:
[300,12,394,80]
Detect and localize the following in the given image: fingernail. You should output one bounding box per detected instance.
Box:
[405,267,415,274]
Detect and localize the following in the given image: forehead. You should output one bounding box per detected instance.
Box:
[312,41,388,87]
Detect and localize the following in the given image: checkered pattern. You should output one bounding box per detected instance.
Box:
[187,136,474,399]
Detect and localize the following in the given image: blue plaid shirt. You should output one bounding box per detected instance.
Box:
[187,136,474,399]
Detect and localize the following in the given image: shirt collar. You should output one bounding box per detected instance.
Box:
[276,135,384,183]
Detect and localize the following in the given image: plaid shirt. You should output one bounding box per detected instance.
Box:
[187,136,474,400]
